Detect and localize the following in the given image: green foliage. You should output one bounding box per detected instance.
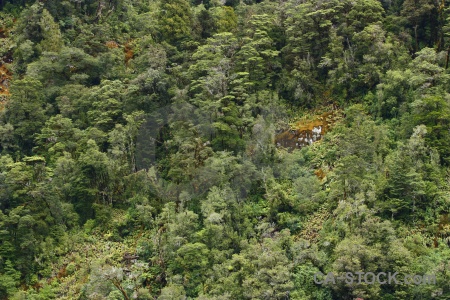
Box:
[38,9,63,53]
[2,0,450,299]
[158,0,193,46]
[0,260,20,298]
[2,77,46,152]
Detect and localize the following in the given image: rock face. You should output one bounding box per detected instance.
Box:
[275,110,341,150]
[0,64,11,96]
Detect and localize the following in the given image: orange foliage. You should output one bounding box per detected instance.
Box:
[105,40,119,48]
[0,64,11,112]
[32,282,43,292]
[124,42,133,65]
[297,206,330,243]
[434,214,450,247]
[291,111,337,132]
[0,64,11,96]
[105,40,134,65]
[0,24,13,111]
[314,168,326,180]
[56,264,68,279]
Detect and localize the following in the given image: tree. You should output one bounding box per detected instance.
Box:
[158,0,193,47]
[38,9,63,53]
[2,77,46,152]
[0,154,72,283]
[204,231,294,299]
[412,94,450,164]
[26,47,101,88]
[34,115,82,164]
[158,283,186,300]
[212,6,237,33]
[86,80,125,132]
[169,242,209,297]
[378,126,440,221]
[188,32,252,151]
[341,0,384,38]
[78,139,112,205]
[401,0,438,51]
[0,260,21,298]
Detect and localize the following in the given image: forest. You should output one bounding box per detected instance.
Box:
[0,0,450,299]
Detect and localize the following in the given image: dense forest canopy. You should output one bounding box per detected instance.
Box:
[0,0,450,299]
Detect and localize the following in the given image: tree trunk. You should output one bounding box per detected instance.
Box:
[111,278,131,300]
[414,24,419,52]
[94,0,106,23]
[446,46,450,69]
